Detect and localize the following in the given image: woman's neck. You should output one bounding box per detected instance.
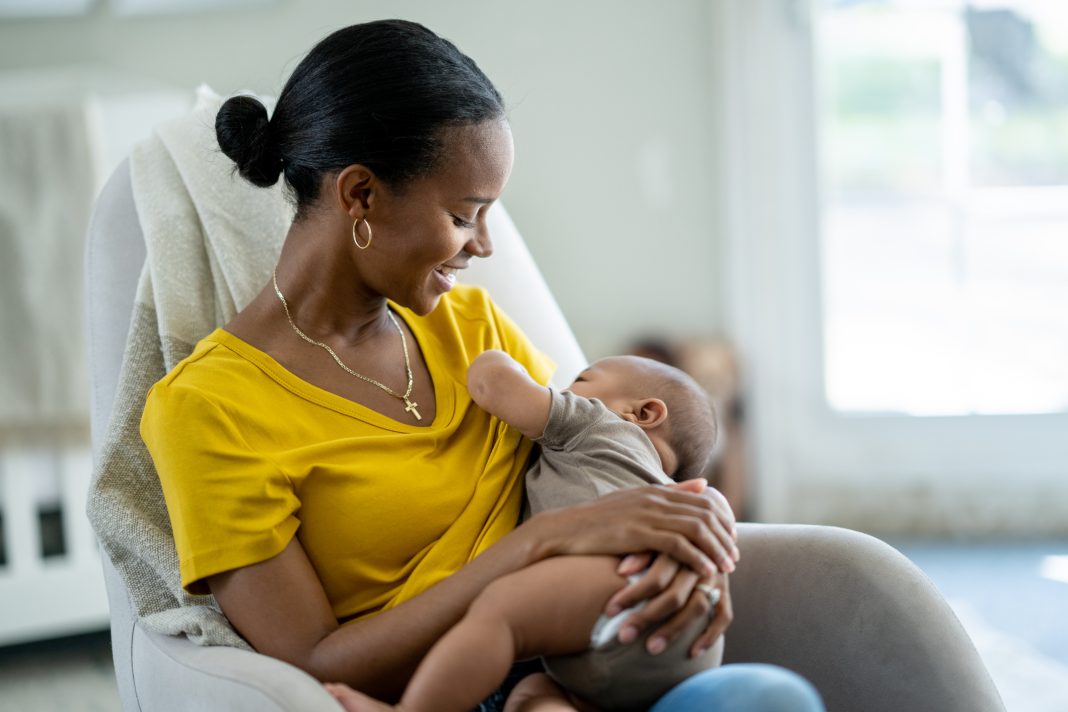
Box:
[271,216,392,347]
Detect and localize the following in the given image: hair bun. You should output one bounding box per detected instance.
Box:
[216,95,282,188]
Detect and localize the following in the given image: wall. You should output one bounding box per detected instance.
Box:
[0,0,725,362]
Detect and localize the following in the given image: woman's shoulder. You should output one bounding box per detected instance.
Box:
[146,329,265,413]
[435,283,495,319]
[420,284,555,384]
[419,284,519,341]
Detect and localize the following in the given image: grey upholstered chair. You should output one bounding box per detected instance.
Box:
[86,159,1005,712]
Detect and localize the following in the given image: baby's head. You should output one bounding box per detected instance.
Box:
[567,356,717,481]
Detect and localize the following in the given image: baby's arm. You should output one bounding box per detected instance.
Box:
[467,349,553,440]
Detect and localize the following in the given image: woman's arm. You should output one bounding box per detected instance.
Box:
[209,483,726,700]
[209,524,542,701]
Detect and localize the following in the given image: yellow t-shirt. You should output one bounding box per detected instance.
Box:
[141,285,555,623]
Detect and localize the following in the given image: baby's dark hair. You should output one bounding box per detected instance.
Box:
[215,19,505,219]
[637,359,718,481]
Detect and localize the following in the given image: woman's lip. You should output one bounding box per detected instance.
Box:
[433,267,456,292]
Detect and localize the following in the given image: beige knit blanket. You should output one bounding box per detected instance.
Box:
[86,86,292,647]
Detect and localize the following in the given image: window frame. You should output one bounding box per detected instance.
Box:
[714,0,1068,532]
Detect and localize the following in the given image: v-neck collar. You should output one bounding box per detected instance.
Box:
[210,306,456,434]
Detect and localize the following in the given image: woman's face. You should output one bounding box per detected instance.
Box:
[360,119,515,316]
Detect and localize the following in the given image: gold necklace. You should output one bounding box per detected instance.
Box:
[272,268,421,421]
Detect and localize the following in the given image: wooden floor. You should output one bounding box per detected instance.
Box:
[0,630,118,711]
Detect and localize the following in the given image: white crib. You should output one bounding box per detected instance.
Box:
[0,441,108,645]
[0,67,189,647]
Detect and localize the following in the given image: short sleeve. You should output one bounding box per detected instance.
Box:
[535,388,612,452]
[487,298,557,387]
[141,382,300,595]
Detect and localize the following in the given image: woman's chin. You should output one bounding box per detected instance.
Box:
[408,292,443,317]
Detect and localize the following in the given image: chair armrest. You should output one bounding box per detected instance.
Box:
[132,624,342,712]
[726,524,1004,712]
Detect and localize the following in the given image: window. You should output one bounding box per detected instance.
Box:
[819,0,1068,415]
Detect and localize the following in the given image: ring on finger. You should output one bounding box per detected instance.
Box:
[695,583,721,606]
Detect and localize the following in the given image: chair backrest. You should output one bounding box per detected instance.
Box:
[86,159,145,462]
[84,158,587,709]
[85,158,143,711]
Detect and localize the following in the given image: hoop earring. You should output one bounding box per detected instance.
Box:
[352,218,373,250]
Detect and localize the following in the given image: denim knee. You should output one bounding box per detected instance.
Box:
[741,664,824,712]
[649,663,825,712]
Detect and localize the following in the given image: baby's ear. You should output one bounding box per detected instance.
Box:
[630,398,668,430]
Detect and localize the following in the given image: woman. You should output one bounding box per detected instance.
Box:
[141,19,823,712]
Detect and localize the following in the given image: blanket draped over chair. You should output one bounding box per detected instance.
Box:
[86,87,290,648]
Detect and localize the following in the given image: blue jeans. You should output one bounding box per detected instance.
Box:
[648,664,825,712]
[475,660,824,711]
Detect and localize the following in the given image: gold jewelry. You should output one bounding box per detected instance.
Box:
[696,583,721,607]
[272,268,421,420]
[352,218,373,250]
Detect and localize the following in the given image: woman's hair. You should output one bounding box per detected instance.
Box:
[215,20,505,218]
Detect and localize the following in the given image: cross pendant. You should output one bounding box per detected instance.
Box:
[404,398,422,421]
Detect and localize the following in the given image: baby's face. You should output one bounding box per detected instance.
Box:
[566,357,649,415]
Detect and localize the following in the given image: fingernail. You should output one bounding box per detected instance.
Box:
[647,636,667,655]
[694,646,707,657]
[619,625,639,644]
[617,555,634,573]
[606,603,622,617]
[724,559,736,573]
[731,546,741,561]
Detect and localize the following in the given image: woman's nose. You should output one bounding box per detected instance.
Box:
[466,224,493,259]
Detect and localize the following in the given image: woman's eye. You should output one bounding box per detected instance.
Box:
[452,215,476,229]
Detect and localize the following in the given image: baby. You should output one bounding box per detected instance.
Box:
[332,350,727,712]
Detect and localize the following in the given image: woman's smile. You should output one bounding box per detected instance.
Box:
[432,264,459,292]
[433,261,468,292]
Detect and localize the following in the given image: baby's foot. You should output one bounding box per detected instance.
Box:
[323,683,396,712]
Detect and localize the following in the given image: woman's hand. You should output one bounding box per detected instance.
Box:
[689,571,732,658]
[572,480,737,657]
[527,479,738,577]
[603,553,732,657]
[679,479,740,561]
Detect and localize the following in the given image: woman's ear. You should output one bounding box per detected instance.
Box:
[335,164,376,218]
[627,398,668,430]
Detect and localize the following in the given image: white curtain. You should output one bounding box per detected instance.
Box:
[0,104,94,425]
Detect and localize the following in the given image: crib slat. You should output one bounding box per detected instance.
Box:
[0,447,48,575]
[0,445,109,645]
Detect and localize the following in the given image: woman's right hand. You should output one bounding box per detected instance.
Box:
[525,478,737,577]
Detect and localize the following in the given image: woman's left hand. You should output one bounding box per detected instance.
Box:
[603,480,738,657]
[604,553,732,657]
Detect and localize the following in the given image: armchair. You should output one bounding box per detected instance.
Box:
[86,159,1003,712]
